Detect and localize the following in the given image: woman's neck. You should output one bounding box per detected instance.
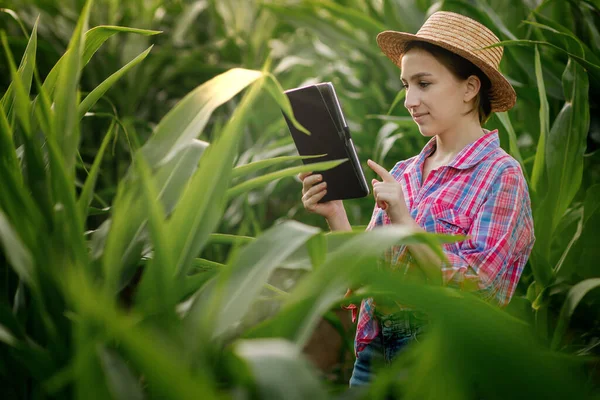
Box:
[431,118,484,163]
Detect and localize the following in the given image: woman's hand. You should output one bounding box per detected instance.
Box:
[367,159,411,225]
[298,172,345,221]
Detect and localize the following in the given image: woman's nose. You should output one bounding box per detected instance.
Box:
[404,88,420,110]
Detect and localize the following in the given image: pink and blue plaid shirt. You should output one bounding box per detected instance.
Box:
[353,129,535,356]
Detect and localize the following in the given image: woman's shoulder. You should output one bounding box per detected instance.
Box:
[480,145,526,180]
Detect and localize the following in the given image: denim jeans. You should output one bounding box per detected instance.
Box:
[349,310,427,387]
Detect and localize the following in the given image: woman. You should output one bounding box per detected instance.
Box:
[298,11,535,387]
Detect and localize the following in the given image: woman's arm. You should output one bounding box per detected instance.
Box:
[326,207,352,231]
[421,171,534,305]
[368,160,535,304]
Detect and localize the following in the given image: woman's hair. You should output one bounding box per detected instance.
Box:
[402,41,492,125]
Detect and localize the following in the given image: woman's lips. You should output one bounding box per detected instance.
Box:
[413,113,428,123]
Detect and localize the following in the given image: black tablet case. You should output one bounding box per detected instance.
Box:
[283,82,369,203]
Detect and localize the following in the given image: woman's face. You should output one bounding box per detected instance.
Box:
[400,48,471,137]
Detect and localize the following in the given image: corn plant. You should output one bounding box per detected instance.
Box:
[1,0,600,399]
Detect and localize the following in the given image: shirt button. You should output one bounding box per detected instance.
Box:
[384,320,392,327]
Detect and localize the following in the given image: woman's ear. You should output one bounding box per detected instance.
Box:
[464,75,481,103]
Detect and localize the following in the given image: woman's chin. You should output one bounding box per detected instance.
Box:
[416,125,436,137]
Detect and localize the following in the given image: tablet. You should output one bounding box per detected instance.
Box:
[282,82,370,202]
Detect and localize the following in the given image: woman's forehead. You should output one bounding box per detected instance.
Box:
[400,50,449,80]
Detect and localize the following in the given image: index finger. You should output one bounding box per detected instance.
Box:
[367,159,394,182]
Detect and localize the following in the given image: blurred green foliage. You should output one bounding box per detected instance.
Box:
[0,0,599,398]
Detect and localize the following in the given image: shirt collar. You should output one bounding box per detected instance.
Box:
[415,129,500,170]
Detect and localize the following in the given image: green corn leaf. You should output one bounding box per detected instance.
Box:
[528,12,600,64]
[306,232,326,270]
[191,258,225,271]
[31,55,55,137]
[141,68,263,167]
[534,58,590,263]
[309,0,386,35]
[487,39,600,76]
[381,0,425,33]
[279,230,457,272]
[98,70,248,289]
[0,8,29,38]
[0,31,33,137]
[226,158,348,199]
[495,112,526,178]
[172,1,210,45]
[42,25,161,98]
[245,225,446,348]
[102,71,263,290]
[99,140,207,292]
[98,347,144,400]
[183,221,320,342]
[525,20,585,57]
[132,153,177,313]
[77,121,115,221]
[363,271,587,399]
[551,278,600,350]
[46,136,90,267]
[167,74,265,281]
[554,184,600,277]
[82,26,160,64]
[64,270,218,399]
[525,12,600,88]
[530,45,550,193]
[0,96,20,184]
[0,329,54,382]
[207,233,255,245]
[1,17,37,121]
[263,3,379,57]
[0,211,34,286]
[582,184,600,226]
[264,73,309,135]
[234,339,327,400]
[232,154,325,179]
[1,31,53,235]
[78,45,154,119]
[386,90,406,116]
[27,66,57,225]
[0,100,45,256]
[71,321,115,400]
[181,270,219,302]
[0,304,26,344]
[52,0,92,171]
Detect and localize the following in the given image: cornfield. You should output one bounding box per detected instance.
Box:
[0,0,599,399]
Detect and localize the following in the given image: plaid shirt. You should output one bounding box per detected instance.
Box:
[353,129,535,356]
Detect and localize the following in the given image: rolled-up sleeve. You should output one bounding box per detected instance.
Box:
[441,170,535,306]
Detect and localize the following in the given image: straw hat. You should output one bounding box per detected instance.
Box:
[376,11,516,112]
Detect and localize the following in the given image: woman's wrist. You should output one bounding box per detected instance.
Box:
[326,204,351,231]
[389,209,417,227]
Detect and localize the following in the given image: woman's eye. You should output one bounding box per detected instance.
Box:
[419,82,430,88]
[402,83,409,89]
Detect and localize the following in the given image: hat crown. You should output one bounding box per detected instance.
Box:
[375,11,516,112]
[416,11,503,69]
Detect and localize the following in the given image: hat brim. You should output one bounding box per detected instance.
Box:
[376,31,516,112]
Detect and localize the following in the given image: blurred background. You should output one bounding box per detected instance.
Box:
[1,0,599,398]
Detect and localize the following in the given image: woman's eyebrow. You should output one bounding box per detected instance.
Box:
[400,72,433,81]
